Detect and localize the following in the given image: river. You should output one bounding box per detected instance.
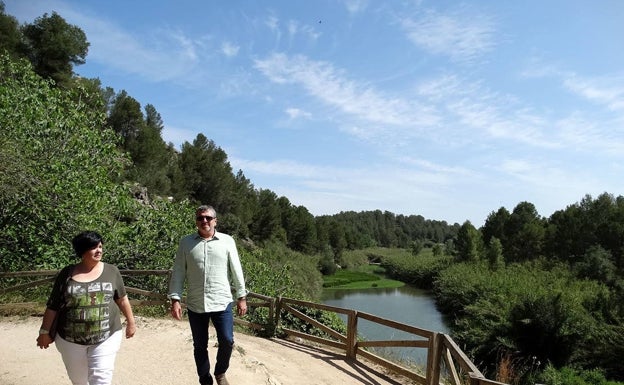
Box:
[321,284,450,365]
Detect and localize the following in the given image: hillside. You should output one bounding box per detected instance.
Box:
[0,316,415,385]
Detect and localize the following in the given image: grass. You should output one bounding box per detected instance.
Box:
[323,267,404,289]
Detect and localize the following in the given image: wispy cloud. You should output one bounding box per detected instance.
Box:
[221,41,240,57]
[520,61,624,153]
[287,20,321,42]
[400,8,496,62]
[285,107,312,120]
[523,59,624,114]
[254,53,439,131]
[230,155,472,220]
[556,114,624,155]
[562,74,624,113]
[342,0,369,15]
[397,156,474,177]
[232,158,325,179]
[417,74,557,148]
[63,11,209,83]
[265,13,281,45]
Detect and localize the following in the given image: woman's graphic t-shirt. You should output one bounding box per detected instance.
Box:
[47,263,127,345]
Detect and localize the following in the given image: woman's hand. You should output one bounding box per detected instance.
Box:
[115,295,136,338]
[36,333,53,349]
[37,308,58,349]
[125,322,136,338]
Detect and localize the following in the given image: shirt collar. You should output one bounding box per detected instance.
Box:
[194,231,220,241]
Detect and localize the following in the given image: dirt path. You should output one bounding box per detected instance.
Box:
[0,316,413,385]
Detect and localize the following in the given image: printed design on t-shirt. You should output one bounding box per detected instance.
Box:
[63,280,114,345]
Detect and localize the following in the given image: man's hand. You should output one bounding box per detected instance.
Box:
[236,297,247,317]
[171,300,182,320]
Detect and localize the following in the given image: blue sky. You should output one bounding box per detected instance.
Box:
[6,0,624,226]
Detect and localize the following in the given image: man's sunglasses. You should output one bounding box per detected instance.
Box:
[196,215,215,222]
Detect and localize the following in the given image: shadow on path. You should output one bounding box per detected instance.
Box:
[271,338,407,385]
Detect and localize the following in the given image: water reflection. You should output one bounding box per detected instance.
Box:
[321,285,450,365]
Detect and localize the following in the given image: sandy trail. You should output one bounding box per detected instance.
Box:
[0,316,412,385]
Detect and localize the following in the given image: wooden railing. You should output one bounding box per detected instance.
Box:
[0,269,508,385]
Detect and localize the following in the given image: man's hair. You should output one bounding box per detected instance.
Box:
[72,231,103,258]
[196,205,217,217]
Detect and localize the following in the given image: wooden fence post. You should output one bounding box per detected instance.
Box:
[346,310,358,359]
[426,332,442,385]
[274,295,283,332]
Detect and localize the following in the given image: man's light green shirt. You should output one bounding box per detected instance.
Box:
[168,232,247,313]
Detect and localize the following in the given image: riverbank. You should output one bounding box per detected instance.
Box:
[0,315,416,385]
[322,266,404,289]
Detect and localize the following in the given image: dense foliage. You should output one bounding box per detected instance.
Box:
[0,53,127,271]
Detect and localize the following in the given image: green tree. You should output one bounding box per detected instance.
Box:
[504,202,544,262]
[71,77,111,116]
[0,54,127,270]
[432,243,444,257]
[575,245,616,283]
[0,2,23,59]
[282,203,317,253]
[20,12,89,87]
[233,170,256,231]
[106,90,143,151]
[544,193,624,270]
[178,134,236,213]
[165,147,188,201]
[508,293,585,368]
[315,216,332,252]
[328,219,347,262]
[544,205,583,263]
[455,220,482,262]
[128,104,172,195]
[318,244,337,275]
[249,189,284,242]
[481,207,510,245]
[486,237,504,270]
[410,240,424,255]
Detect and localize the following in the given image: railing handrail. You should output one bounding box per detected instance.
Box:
[0,269,508,385]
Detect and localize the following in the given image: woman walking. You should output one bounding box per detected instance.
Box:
[36,231,136,385]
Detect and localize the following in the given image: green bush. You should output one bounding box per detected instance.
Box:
[537,365,624,385]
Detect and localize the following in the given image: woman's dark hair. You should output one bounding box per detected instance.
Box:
[72,231,103,258]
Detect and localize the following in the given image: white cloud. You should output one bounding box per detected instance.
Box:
[64,11,206,83]
[522,60,624,114]
[556,114,624,155]
[254,53,439,131]
[265,14,279,31]
[221,41,240,57]
[287,20,321,42]
[162,125,198,148]
[232,158,325,179]
[417,74,557,148]
[285,108,312,120]
[401,8,496,62]
[397,156,474,177]
[343,0,369,15]
[562,74,624,113]
[231,155,476,222]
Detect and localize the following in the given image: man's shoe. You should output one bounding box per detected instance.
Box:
[215,373,230,385]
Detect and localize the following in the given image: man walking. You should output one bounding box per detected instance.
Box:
[169,205,248,385]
